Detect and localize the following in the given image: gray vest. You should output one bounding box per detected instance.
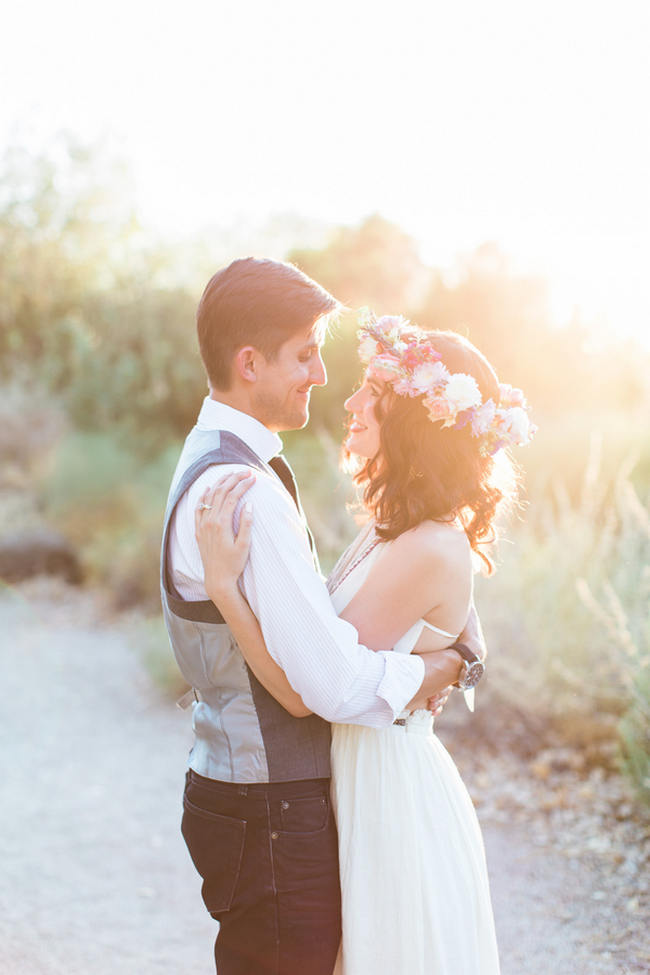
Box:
[161,427,331,783]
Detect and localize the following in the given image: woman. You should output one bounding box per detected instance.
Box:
[195,317,534,974]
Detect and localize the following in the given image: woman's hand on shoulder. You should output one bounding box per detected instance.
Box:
[194,471,255,602]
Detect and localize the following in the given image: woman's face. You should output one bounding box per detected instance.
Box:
[344,374,383,458]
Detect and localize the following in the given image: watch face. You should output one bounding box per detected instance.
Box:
[461,661,485,689]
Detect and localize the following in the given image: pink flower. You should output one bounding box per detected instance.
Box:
[403,346,423,371]
[498,383,525,407]
[423,394,454,423]
[471,398,497,436]
[369,354,403,382]
[393,377,418,396]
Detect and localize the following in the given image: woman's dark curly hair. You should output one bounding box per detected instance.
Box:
[348,330,517,573]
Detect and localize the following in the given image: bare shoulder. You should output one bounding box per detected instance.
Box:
[382,520,471,579]
[343,519,473,647]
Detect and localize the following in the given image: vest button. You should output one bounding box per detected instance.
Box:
[271,831,279,840]
[281,801,290,810]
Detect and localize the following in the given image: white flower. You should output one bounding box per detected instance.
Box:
[444,373,482,412]
[375,315,409,334]
[503,406,531,443]
[411,360,449,394]
[358,336,380,362]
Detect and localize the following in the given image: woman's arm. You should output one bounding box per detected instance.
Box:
[338,523,470,710]
[195,472,312,718]
[456,602,487,661]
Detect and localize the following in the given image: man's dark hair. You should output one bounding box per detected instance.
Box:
[197,257,340,390]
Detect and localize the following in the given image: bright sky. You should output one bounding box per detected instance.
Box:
[3,0,649,337]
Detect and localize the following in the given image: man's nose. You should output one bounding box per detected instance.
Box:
[310,352,327,387]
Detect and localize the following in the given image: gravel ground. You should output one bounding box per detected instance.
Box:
[0,581,646,974]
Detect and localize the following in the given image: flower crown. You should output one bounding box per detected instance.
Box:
[357,314,536,455]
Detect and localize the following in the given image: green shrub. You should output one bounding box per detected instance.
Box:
[40,431,180,609]
[63,287,206,447]
[619,661,650,805]
[477,436,650,803]
[34,414,650,807]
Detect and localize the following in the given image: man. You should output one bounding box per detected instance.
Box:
[161,257,485,974]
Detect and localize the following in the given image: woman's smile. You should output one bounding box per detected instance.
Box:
[344,377,383,457]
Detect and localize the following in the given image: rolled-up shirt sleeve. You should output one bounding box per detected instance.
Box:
[240,475,425,727]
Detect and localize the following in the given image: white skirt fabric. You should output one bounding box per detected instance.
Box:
[327,526,500,974]
[330,712,501,975]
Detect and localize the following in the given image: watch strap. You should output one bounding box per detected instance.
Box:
[448,642,481,664]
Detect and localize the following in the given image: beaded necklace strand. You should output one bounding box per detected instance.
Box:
[328,537,381,596]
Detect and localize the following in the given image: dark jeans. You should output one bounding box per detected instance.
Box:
[182,770,341,975]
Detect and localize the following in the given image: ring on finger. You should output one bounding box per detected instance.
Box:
[198,503,213,511]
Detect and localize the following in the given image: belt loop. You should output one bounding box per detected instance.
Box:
[238,785,248,796]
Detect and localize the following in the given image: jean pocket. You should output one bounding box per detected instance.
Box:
[279,794,330,834]
[181,796,246,916]
[273,804,340,901]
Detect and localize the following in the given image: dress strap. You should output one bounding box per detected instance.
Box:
[421,620,458,640]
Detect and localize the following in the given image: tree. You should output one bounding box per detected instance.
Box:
[289,216,433,431]
[290,214,430,314]
[0,136,203,443]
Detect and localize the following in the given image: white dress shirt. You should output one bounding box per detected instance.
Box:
[169,397,425,726]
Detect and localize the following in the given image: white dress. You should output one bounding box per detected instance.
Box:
[329,526,500,975]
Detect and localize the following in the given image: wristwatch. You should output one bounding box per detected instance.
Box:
[449,643,485,690]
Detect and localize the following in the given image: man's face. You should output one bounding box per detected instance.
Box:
[252,322,327,432]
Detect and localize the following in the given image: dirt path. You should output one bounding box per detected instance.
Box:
[0,583,645,974]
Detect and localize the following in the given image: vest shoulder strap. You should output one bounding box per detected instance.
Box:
[162,431,271,623]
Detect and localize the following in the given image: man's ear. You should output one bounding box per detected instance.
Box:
[232,345,262,384]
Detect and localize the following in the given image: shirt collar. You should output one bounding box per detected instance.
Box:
[196,397,283,464]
